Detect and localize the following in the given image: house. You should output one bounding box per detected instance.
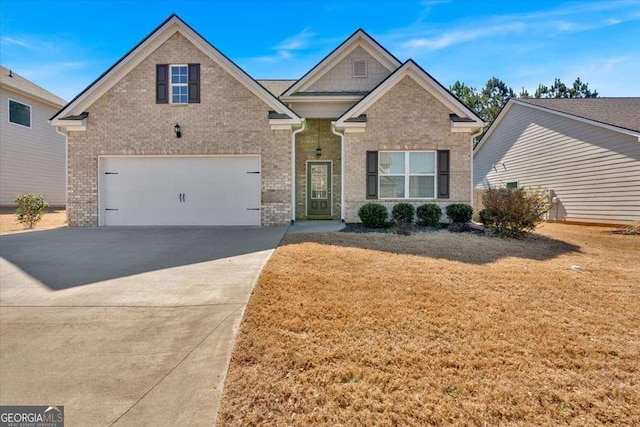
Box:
[473,98,640,225]
[1,66,66,206]
[50,14,484,227]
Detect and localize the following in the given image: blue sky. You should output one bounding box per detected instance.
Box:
[1,0,639,101]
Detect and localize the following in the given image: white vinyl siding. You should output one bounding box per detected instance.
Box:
[474,103,640,225]
[0,88,66,206]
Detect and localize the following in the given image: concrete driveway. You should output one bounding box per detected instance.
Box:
[0,226,287,426]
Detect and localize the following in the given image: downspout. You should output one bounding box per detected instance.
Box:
[470,128,483,212]
[291,119,306,223]
[54,126,69,225]
[331,123,346,222]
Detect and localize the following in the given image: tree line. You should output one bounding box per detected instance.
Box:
[450,77,598,125]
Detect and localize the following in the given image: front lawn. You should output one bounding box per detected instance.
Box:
[0,207,66,234]
[218,223,639,425]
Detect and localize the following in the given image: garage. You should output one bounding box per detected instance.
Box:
[98,156,261,226]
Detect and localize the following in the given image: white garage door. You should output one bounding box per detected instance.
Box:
[99,156,261,226]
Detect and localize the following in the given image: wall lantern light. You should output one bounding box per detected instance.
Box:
[315,146,322,157]
[174,123,182,138]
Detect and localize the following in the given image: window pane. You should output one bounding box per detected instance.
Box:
[410,176,435,198]
[379,176,405,198]
[171,66,187,84]
[172,86,187,104]
[9,100,30,127]
[506,182,518,189]
[311,165,328,199]
[379,152,405,174]
[410,152,435,174]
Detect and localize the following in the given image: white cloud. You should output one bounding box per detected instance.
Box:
[1,36,33,49]
[274,28,316,51]
[390,0,640,56]
[402,23,525,51]
[243,28,320,65]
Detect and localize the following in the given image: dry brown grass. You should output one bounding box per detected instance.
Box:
[0,207,67,234]
[218,223,639,426]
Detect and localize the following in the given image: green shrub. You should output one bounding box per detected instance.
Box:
[358,203,388,228]
[391,203,415,224]
[391,203,415,235]
[416,204,442,227]
[446,203,473,223]
[15,193,49,229]
[480,187,550,238]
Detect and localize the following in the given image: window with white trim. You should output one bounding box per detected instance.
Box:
[8,99,31,127]
[379,151,436,199]
[170,65,188,104]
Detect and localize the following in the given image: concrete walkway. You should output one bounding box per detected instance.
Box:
[286,220,345,234]
[0,226,286,426]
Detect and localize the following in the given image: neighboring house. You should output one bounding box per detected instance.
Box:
[50,14,484,227]
[0,66,66,206]
[473,98,640,225]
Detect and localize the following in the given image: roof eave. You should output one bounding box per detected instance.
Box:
[336,60,485,130]
[1,84,65,109]
[281,95,365,103]
[50,117,88,131]
[50,14,300,122]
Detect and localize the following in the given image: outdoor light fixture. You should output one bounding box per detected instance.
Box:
[315,129,322,157]
[174,123,182,138]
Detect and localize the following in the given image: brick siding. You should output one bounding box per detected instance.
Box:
[66,32,291,226]
[343,76,472,222]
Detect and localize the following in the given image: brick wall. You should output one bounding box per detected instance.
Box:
[66,32,291,226]
[294,119,341,220]
[343,75,472,222]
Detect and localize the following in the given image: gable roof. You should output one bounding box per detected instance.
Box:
[281,29,401,97]
[335,59,485,130]
[475,97,640,154]
[517,98,640,133]
[50,14,301,125]
[256,79,297,97]
[0,65,65,107]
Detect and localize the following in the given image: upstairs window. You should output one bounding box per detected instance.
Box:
[170,65,188,104]
[156,64,200,104]
[353,59,367,78]
[9,99,31,127]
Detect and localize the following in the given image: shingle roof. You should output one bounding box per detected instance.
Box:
[268,110,291,120]
[256,80,297,97]
[288,91,369,97]
[0,65,66,107]
[517,98,640,133]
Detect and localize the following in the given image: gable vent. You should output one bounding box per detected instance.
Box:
[353,59,367,78]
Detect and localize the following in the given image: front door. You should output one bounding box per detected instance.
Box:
[307,162,331,217]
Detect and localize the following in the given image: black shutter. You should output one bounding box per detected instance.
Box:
[156,64,168,104]
[437,150,450,199]
[366,151,378,199]
[188,64,200,103]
